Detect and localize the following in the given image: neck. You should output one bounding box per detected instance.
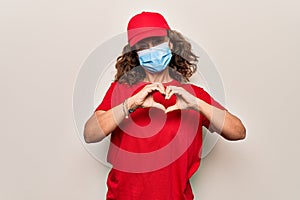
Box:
[143,67,173,83]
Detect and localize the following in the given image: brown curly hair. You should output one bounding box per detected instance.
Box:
[114,30,199,85]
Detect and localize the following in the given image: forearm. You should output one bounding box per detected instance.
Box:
[196,98,246,140]
[84,101,128,143]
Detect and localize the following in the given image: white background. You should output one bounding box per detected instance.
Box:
[1,0,299,199]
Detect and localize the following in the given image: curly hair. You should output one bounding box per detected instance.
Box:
[114,30,199,85]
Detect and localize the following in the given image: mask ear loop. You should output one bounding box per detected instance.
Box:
[167,38,173,51]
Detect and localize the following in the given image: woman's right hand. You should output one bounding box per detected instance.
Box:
[127,82,166,111]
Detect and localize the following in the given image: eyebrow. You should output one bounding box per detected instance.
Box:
[133,36,167,49]
[138,36,166,44]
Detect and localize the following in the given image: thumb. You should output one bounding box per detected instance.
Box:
[152,102,166,112]
[165,105,179,113]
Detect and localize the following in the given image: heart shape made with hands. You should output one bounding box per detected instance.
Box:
[152,90,177,109]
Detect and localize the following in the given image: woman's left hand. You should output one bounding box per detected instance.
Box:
[164,86,199,113]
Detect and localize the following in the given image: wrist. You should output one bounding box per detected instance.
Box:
[194,98,202,112]
[127,96,138,110]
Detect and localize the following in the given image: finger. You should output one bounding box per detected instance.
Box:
[166,90,176,99]
[165,105,179,113]
[146,83,165,94]
[167,85,178,90]
[152,102,166,111]
[165,86,171,98]
[145,85,160,94]
[167,86,184,97]
[154,82,166,94]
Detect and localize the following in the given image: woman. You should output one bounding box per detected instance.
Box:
[84,11,246,200]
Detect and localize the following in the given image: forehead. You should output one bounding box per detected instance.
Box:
[135,36,167,45]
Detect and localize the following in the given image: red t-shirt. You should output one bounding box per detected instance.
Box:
[94,79,226,200]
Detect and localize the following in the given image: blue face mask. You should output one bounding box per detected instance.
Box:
[137,42,172,73]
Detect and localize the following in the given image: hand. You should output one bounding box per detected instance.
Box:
[128,82,166,111]
[164,85,199,113]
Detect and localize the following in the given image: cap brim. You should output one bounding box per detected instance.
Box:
[128,28,167,47]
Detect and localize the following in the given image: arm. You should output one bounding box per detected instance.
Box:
[196,99,246,140]
[83,103,126,143]
[84,82,166,143]
[165,85,246,141]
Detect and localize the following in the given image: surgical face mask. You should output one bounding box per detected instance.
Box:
[137,41,172,73]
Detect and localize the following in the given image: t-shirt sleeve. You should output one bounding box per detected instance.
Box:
[94,81,118,113]
[192,85,227,132]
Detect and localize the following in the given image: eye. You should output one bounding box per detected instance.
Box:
[152,38,165,46]
[136,43,149,52]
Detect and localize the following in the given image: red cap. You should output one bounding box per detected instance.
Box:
[127,11,171,47]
